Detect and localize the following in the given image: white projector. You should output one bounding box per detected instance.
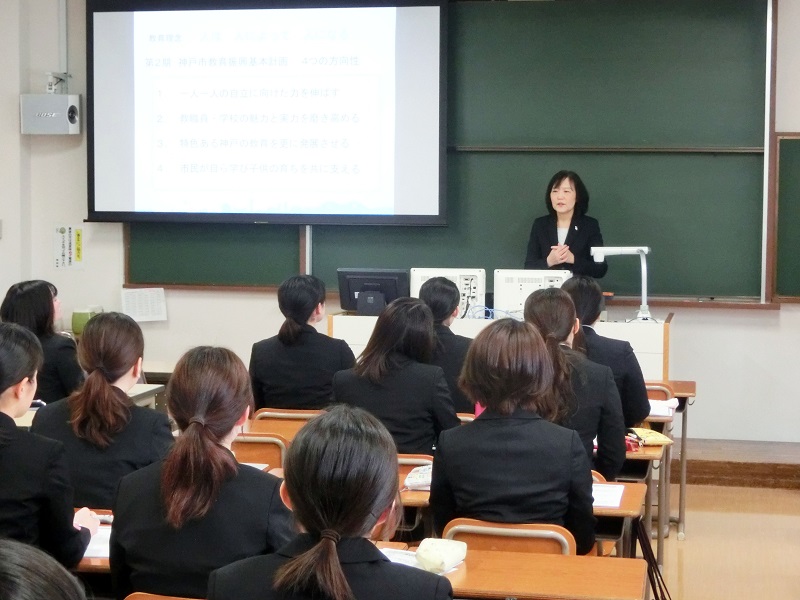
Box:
[20,94,81,135]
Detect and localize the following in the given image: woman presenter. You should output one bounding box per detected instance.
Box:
[524,170,607,278]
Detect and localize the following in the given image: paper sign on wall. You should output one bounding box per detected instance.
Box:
[53,225,84,269]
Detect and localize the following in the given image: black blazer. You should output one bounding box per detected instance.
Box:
[429,407,596,555]
[31,393,174,509]
[582,326,651,427]
[431,324,473,414]
[208,534,453,600]
[37,333,84,404]
[250,325,356,410]
[524,214,608,278]
[332,355,460,455]
[110,460,294,599]
[562,348,626,481]
[0,412,90,567]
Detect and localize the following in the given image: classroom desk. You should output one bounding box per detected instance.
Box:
[445,550,647,600]
[663,380,696,542]
[13,384,165,428]
[76,536,407,574]
[622,444,665,567]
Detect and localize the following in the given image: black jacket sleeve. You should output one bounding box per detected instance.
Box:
[40,442,91,567]
[621,343,651,427]
[564,431,597,555]
[430,441,457,537]
[571,218,608,278]
[524,219,550,270]
[429,369,460,440]
[593,368,626,481]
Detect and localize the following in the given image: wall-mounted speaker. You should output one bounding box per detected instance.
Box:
[20,94,81,135]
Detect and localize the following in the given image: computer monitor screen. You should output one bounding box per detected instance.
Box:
[493,269,572,317]
[337,268,410,315]
[409,267,486,318]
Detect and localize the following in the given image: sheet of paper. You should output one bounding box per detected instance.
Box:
[649,398,678,417]
[244,463,269,471]
[121,288,167,322]
[592,483,624,508]
[83,525,111,558]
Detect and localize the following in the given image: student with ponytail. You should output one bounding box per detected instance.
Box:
[0,323,99,568]
[110,347,293,599]
[31,312,173,509]
[561,276,650,427]
[208,405,453,600]
[250,275,355,410]
[523,288,626,481]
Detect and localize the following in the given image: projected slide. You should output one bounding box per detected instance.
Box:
[90,3,443,223]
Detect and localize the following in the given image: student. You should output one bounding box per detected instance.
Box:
[524,288,626,481]
[1,280,83,403]
[0,322,98,568]
[250,275,355,410]
[208,405,453,600]
[110,346,294,599]
[524,170,608,278]
[0,539,87,600]
[333,298,459,455]
[429,319,595,555]
[418,277,473,413]
[562,275,650,427]
[31,312,173,509]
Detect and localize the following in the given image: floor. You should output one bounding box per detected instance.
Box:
[658,484,800,600]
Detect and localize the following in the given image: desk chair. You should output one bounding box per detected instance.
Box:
[231,432,289,470]
[457,412,475,423]
[253,407,322,420]
[125,594,195,600]
[442,518,576,555]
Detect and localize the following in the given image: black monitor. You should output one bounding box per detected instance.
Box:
[337,268,410,316]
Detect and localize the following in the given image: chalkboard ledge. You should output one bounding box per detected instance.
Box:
[123,283,279,293]
[606,296,780,311]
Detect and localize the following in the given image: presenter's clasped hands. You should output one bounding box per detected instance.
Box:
[547,244,575,267]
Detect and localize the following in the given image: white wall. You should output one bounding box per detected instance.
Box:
[3,0,799,442]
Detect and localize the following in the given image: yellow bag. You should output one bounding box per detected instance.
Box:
[628,427,672,446]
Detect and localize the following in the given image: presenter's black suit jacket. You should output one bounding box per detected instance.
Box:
[583,325,651,427]
[110,459,294,599]
[562,348,626,481]
[31,392,174,509]
[250,325,356,410]
[524,214,608,278]
[332,355,460,455]
[37,333,84,404]
[432,324,473,414]
[208,535,453,600]
[0,412,90,567]
[429,407,596,555]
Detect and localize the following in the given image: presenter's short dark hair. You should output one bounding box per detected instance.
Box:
[545,170,590,217]
[419,277,460,324]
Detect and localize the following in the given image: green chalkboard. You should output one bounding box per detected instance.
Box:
[449,0,767,148]
[127,222,298,287]
[776,138,800,297]
[314,152,763,297]
[127,0,767,296]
